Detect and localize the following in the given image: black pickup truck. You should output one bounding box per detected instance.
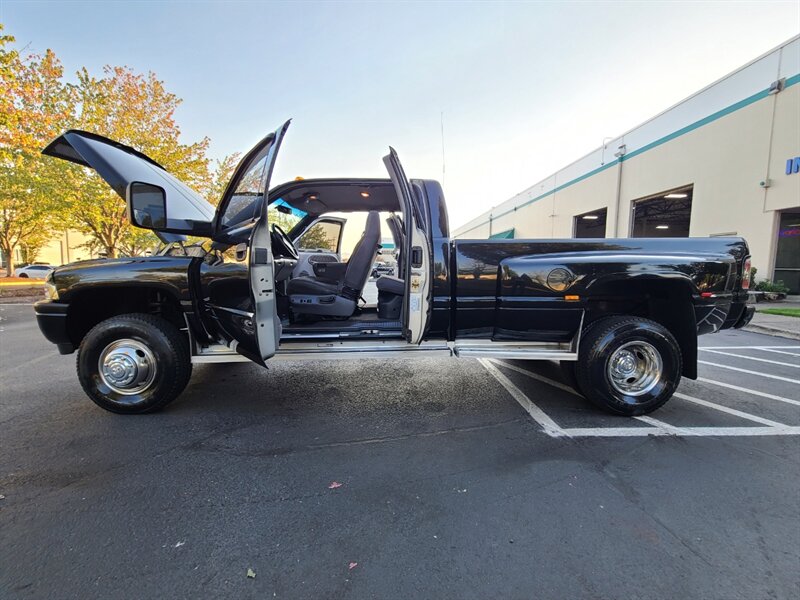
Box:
[35,121,754,416]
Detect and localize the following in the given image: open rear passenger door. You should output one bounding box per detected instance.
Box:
[383,148,432,343]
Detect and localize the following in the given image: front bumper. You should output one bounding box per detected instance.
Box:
[34,301,74,354]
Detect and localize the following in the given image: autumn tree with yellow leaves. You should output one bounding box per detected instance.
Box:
[0,23,242,271]
[0,25,72,274]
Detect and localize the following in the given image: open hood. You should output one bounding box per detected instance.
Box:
[43,130,215,236]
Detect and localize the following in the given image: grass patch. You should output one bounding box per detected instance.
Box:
[758,308,800,318]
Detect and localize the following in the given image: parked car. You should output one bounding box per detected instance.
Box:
[34,123,754,416]
[16,264,54,279]
[371,261,396,279]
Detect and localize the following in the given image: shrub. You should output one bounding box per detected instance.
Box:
[754,279,789,294]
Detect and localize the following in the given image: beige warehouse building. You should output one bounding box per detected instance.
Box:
[453,36,800,293]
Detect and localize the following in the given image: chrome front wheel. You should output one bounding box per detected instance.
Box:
[77,314,191,414]
[98,339,158,395]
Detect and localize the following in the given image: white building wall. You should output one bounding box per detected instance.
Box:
[453,36,800,283]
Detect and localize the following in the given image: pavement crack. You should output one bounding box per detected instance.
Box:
[189,417,526,458]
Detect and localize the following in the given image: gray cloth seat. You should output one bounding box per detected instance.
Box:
[376,275,404,320]
[286,276,339,296]
[288,211,381,317]
[376,275,404,296]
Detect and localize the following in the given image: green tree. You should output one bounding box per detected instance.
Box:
[0,27,72,275]
[206,153,240,205]
[62,66,212,258]
[118,227,161,257]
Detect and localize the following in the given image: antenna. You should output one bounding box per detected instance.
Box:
[440,111,446,186]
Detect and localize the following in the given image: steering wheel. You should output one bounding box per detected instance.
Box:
[270,223,299,260]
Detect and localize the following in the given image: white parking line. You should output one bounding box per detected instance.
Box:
[560,426,800,437]
[477,359,565,437]
[697,377,800,407]
[699,345,800,350]
[758,348,800,357]
[487,360,579,397]
[481,359,800,438]
[673,392,787,427]
[635,415,684,433]
[699,360,800,384]
[493,358,786,425]
[699,348,799,368]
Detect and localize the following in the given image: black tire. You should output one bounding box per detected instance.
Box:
[575,316,682,416]
[77,313,192,414]
[560,317,607,393]
[19,273,28,278]
[560,361,579,391]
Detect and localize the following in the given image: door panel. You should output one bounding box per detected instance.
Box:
[382,148,432,344]
[203,120,291,364]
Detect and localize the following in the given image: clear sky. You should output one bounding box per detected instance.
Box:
[2,0,799,228]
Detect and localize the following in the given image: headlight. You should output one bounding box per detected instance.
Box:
[43,273,59,301]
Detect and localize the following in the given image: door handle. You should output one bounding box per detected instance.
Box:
[411,246,423,268]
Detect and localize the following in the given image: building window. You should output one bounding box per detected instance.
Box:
[574,208,607,238]
[631,185,693,237]
[775,211,800,294]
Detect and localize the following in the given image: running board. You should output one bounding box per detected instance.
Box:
[453,341,577,361]
[191,343,250,364]
[280,329,403,340]
[273,340,452,361]
[193,339,579,364]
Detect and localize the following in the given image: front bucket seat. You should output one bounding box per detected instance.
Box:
[288,211,381,317]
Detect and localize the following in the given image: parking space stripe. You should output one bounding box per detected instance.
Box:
[758,348,800,357]
[699,345,800,350]
[699,348,799,368]
[697,377,800,407]
[699,360,800,384]
[672,392,788,427]
[488,359,580,397]
[560,426,800,437]
[493,359,785,427]
[635,415,685,433]
[477,359,565,437]
[481,359,800,438]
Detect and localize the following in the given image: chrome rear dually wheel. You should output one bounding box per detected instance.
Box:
[606,341,663,397]
[576,316,682,416]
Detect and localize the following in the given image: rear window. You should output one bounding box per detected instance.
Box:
[297,221,342,253]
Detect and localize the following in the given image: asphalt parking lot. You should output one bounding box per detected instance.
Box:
[1,303,799,600]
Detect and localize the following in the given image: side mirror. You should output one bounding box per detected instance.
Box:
[127,182,167,230]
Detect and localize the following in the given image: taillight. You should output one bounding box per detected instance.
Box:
[741,257,752,290]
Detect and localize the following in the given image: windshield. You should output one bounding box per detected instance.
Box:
[268,198,307,234]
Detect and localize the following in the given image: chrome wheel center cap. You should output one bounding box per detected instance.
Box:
[98,339,157,395]
[613,352,637,376]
